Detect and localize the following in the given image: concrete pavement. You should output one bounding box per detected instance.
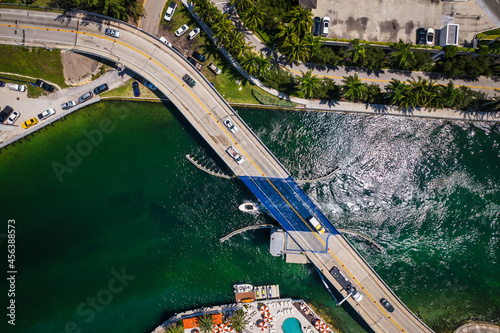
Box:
[138,0,168,35]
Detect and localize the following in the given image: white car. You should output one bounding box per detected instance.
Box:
[187,27,201,40]
[38,108,56,120]
[175,24,189,37]
[226,146,244,165]
[5,111,20,125]
[426,28,434,45]
[223,119,238,133]
[164,2,177,22]
[7,83,26,92]
[160,36,172,47]
[61,100,76,110]
[322,17,330,37]
[105,28,120,38]
[208,62,221,75]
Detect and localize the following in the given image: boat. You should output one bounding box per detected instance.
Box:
[241,297,255,303]
[233,284,254,294]
[238,202,259,212]
[268,286,272,298]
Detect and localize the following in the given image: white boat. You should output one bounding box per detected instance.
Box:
[239,203,258,212]
[233,284,254,294]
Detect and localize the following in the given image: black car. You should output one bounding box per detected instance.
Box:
[93,83,109,95]
[0,106,14,123]
[312,17,321,36]
[380,298,395,313]
[132,81,140,97]
[417,28,426,45]
[182,74,196,87]
[187,57,203,71]
[35,79,54,92]
[192,51,207,63]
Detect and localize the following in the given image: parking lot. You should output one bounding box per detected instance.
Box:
[312,0,498,45]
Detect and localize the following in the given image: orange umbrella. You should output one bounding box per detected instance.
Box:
[314,320,324,330]
[260,304,269,313]
[263,312,273,322]
[258,321,268,331]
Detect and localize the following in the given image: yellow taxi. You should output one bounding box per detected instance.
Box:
[22,117,38,129]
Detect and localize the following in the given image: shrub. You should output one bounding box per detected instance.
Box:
[252,88,297,107]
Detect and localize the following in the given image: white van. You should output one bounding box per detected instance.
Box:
[307,216,325,234]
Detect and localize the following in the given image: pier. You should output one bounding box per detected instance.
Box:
[185,154,232,179]
[220,224,277,242]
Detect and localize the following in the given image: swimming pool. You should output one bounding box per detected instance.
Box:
[282,317,303,333]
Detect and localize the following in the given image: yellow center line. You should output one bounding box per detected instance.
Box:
[9,22,407,331]
[137,0,147,28]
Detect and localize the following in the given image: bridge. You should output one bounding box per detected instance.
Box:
[0,9,433,333]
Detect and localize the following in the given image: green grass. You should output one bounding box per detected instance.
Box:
[0,45,66,87]
[101,78,163,99]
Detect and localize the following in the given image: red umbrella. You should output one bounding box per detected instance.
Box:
[258,321,268,331]
[314,320,324,330]
[260,304,269,313]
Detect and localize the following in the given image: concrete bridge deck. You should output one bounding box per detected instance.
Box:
[0,9,432,333]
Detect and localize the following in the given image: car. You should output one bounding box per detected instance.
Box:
[93,83,109,95]
[313,17,321,36]
[22,117,38,129]
[0,81,4,87]
[182,74,196,87]
[426,28,434,45]
[226,146,244,165]
[380,298,394,312]
[164,2,177,22]
[144,81,157,90]
[7,83,26,92]
[187,57,203,71]
[175,24,189,37]
[5,111,20,125]
[0,106,14,123]
[223,119,238,133]
[417,28,426,45]
[38,108,56,120]
[61,100,76,110]
[105,28,120,38]
[187,27,201,40]
[35,79,55,92]
[208,62,221,75]
[192,51,206,63]
[78,91,93,103]
[160,36,172,47]
[132,81,140,97]
[322,16,330,37]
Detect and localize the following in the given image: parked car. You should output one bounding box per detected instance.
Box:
[182,74,196,87]
[187,57,203,71]
[175,24,189,37]
[105,28,120,38]
[132,81,140,97]
[0,106,14,123]
[417,28,426,44]
[144,81,157,90]
[93,83,109,95]
[223,119,238,133]
[35,79,55,92]
[38,108,56,120]
[164,2,177,22]
[426,28,434,45]
[208,62,221,75]
[0,81,4,87]
[78,91,93,103]
[5,111,20,125]
[187,27,201,40]
[7,83,26,92]
[61,100,76,110]
[322,17,330,37]
[160,36,172,47]
[22,117,38,129]
[192,51,206,63]
[380,298,395,313]
[313,17,321,36]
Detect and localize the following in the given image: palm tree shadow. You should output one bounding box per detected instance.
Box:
[368,103,392,114]
[319,99,340,107]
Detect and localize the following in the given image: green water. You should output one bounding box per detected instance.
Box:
[0,101,498,333]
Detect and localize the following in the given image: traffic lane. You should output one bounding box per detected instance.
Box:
[0,10,79,30]
[0,24,76,46]
[482,0,500,21]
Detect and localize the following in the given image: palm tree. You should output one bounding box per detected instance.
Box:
[298,69,321,98]
[213,14,235,46]
[226,30,251,59]
[165,323,184,333]
[102,0,127,20]
[407,77,438,108]
[341,74,367,102]
[391,39,415,69]
[230,0,252,12]
[304,33,323,58]
[385,79,409,107]
[254,51,272,78]
[276,24,295,41]
[287,6,313,36]
[281,34,311,64]
[195,3,220,25]
[197,314,214,333]
[228,309,249,333]
[240,51,259,76]
[346,39,366,64]
[241,1,265,31]
[440,81,463,108]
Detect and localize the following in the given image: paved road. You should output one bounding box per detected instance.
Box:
[480,0,500,25]
[0,9,432,332]
[139,0,168,35]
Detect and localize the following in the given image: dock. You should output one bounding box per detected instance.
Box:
[234,284,280,302]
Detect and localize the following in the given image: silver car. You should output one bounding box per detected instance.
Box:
[175,24,189,37]
[105,28,120,38]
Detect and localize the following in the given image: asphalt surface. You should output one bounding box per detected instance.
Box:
[0,9,433,332]
[481,0,500,23]
[138,0,168,35]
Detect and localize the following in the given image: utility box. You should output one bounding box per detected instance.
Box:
[440,24,459,46]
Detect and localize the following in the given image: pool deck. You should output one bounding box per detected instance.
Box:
[154,298,333,333]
